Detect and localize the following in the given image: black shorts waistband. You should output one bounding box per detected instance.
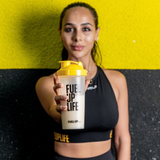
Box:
[54,150,115,160]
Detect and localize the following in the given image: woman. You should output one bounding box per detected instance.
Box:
[36,2,131,160]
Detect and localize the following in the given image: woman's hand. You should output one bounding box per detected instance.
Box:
[53,73,68,113]
[53,73,90,113]
[35,72,90,123]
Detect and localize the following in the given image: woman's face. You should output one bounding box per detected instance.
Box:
[59,7,100,60]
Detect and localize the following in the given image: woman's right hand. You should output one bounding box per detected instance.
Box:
[53,73,90,113]
[53,73,68,113]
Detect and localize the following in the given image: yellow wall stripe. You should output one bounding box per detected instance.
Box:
[0,0,160,69]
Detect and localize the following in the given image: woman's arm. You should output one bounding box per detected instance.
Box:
[113,73,131,160]
[104,69,131,160]
[35,73,90,123]
[35,74,67,123]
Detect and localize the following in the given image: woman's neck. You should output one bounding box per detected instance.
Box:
[68,55,96,72]
[68,55,97,80]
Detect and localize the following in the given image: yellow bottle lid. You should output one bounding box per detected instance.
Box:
[57,61,87,76]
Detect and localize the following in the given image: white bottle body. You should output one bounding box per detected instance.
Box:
[59,76,85,129]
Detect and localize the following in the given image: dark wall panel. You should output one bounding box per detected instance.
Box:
[0,69,160,160]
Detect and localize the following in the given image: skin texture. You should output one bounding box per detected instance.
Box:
[36,6,131,159]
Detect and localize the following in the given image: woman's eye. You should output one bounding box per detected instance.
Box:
[83,28,90,31]
[65,28,73,32]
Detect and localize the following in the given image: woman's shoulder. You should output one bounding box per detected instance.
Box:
[102,68,125,80]
[102,68,127,90]
[37,74,53,84]
[101,68,127,100]
[36,72,56,90]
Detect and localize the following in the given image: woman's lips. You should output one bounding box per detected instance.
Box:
[72,46,84,51]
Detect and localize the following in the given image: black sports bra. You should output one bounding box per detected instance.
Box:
[54,66,119,143]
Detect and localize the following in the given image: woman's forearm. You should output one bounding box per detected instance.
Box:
[115,135,131,160]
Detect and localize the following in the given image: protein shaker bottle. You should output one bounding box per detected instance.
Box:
[57,61,87,129]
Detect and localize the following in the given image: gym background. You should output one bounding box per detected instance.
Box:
[0,0,160,159]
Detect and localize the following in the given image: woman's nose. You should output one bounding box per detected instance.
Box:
[72,30,82,41]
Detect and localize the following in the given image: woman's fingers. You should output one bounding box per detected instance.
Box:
[53,73,59,84]
[53,73,67,113]
[85,80,90,91]
[53,73,61,95]
[53,73,89,113]
[56,104,67,113]
[55,95,68,102]
[55,95,68,113]
[53,83,63,95]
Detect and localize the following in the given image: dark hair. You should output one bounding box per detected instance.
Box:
[59,2,102,66]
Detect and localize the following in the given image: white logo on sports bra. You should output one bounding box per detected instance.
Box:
[87,85,97,90]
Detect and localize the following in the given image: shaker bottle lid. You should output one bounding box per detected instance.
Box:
[57,61,87,76]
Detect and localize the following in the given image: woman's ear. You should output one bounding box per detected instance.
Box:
[95,27,100,41]
[58,28,63,42]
